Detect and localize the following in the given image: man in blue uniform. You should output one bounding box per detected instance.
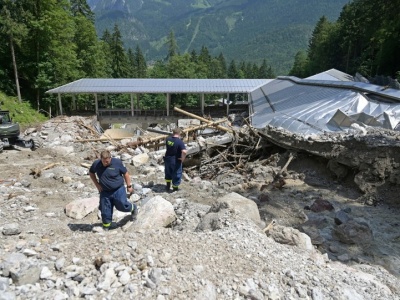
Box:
[164,127,187,192]
[89,150,138,230]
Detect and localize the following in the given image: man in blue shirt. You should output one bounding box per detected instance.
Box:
[164,128,187,192]
[89,150,138,230]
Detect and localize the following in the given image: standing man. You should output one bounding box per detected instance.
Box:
[164,127,187,192]
[89,150,138,230]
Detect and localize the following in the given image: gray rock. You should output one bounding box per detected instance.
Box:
[2,223,21,236]
[65,197,98,219]
[10,262,41,286]
[332,220,374,245]
[0,291,16,300]
[1,253,27,277]
[268,225,313,250]
[133,196,176,229]
[55,258,65,271]
[148,268,163,286]
[334,210,351,225]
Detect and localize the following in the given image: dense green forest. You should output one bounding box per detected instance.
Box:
[290,0,400,80]
[0,0,399,116]
[0,0,273,114]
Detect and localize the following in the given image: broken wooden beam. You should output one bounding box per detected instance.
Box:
[174,107,233,133]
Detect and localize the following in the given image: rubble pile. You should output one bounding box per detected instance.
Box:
[259,124,400,205]
[0,115,399,299]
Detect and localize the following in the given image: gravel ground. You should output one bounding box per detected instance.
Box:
[0,116,399,299]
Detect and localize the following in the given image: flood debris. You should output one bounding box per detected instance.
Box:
[14,107,400,207]
[30,163,60,178]
[258,124,400,205]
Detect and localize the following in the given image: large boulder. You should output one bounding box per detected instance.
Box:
[134,196,176,229]
[215,192,261,225]
[332,220,374,245]
[131,153,150,166]
[196,192,261,232]
[268,225,313,250]
[65,197,99,219]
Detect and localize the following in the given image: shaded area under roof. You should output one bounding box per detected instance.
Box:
[46,79,271,94]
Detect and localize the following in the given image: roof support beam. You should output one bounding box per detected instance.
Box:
[227,93,230,115]
[94,93,98,115]
[201,94,205,115]
[167,93,171,116]
[58,93,63,115]
[130,94,134,116]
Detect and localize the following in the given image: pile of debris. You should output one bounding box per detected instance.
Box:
[1,111,400,299]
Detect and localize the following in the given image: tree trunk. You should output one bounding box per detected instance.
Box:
[10,35,22,103]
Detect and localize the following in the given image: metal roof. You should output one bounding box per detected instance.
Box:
[305,68,354,81]
[250,71,400,135]
[46,78,271,94]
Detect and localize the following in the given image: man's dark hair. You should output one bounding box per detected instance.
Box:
[100,150,111,159]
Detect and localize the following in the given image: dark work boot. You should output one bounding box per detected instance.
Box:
[166,182,171,192]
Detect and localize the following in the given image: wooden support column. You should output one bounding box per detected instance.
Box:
[201,93,205,115]
[136,94,140,112]
[58,93,63,115]
[72,95,76,111]
[130,93,134,116]
[167,93,171,116]
[226,93,230,115]
[94,93,98,115]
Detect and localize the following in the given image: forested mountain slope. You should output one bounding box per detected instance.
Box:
[87,0,349,74]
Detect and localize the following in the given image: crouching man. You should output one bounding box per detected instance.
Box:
[89,150,137,230]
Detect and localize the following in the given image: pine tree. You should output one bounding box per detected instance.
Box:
[73,11,107,78]
[0,0,28,102]
[217,53,227,78]
[135,45,147,78]
[228,60,240,79]
[307,16,335,74]
[70,0,94,23]
[166,30,178,61]
[289,51,309,78]
[110,24,128,78]
[127,48,136,77]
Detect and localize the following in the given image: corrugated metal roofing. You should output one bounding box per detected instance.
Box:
[306,68,354,81]
[250,71,400,135]
[46,79,271,94]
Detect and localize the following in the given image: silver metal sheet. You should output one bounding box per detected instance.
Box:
[250,71,400,135]
[46,79,272,94]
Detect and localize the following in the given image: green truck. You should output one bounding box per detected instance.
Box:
[0,110,42,152]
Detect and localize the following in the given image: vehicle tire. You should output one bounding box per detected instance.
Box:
[31,137,43,150]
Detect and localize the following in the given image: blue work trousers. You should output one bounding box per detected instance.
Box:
[99,185,132,225]
[164,156,183,188]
